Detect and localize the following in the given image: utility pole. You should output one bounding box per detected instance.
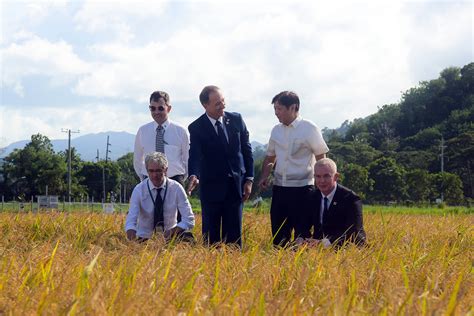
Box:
[105,135,111,162]
[102,136,111,203]
[439,137,447,202]
[61,128,80,203]
[97,149,105,204]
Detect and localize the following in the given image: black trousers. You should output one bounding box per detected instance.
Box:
[270,185,314,247]
[201,177,242,247]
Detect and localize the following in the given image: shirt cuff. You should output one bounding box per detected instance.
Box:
[176,222,189,230]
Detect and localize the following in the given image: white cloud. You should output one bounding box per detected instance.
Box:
[1,0,472,145]
[1,35,91,96]
[73,0,168,41]
[0,103,152,145]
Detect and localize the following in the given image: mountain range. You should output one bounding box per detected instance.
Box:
[0,132,264,161]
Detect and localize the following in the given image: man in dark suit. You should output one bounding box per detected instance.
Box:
[187,85,254,247]
[308,158,366,247]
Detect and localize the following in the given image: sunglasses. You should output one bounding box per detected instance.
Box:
[149,105,166,112]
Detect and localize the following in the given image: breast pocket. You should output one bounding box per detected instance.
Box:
[291,138,308,158]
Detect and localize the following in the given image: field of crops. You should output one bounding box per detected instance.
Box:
[0,208,472,314]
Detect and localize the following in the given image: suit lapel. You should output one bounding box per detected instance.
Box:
[330,185,342,211]
[199,114,219,141]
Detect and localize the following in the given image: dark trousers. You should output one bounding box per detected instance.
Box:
[270,185,314,247]
[170,174,185,222]
[201,178,242,247]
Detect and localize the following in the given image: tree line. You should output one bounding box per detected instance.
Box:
[0,135,140,202]
[1,63,472,205]
[253,63,472,205]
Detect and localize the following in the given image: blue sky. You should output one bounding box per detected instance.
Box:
[1,0,472,147]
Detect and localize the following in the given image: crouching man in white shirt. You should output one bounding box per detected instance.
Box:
[125,152,195,242]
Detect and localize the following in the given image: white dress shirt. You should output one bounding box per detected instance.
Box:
[266,116,329,187]
[134,119,189,180]
[320,185,337,224]
[125,178,195,238]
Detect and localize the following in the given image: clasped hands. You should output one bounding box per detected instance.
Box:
[126,226,185,241]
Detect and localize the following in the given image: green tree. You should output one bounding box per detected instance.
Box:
[368,157,407,203]
[3,134,66,199]
[79,160,121,201]
[339,163,372,199]
[446,131,474,198]
[327,140,381,167]
[59,147,87,200]
[405,169,432,203]
[431,172,464,205]
[117,152,140,202]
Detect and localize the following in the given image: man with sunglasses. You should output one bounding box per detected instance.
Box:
[134,91,190,190]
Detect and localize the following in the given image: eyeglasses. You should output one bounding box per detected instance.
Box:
[147,168,165,174]
[149,105,166,112]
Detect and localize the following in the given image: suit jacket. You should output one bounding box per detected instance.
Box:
[188,111,254,202]
[312,184,366,246]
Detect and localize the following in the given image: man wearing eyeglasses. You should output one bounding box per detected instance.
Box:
[126,152,195,242]
[134,91,190,189]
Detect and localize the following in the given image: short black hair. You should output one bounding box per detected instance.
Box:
[149,91,170,104]
[199,85,220,105]
[271,91,300,111]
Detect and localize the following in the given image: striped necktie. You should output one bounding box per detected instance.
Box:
[155,125,164,153]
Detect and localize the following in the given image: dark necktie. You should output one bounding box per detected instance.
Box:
[322,196,329,224]
[156,125,164,153]
[153,188,164,231]
[215,120,228,146]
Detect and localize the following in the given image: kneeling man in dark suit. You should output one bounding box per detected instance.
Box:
[307,158,366,247]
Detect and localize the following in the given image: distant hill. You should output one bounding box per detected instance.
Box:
[1,133,266,161]
[1,131,135,161]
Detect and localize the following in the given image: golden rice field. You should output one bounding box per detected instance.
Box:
[0,210,472,315]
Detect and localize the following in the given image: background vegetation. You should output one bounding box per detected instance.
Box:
[1,63,472,205]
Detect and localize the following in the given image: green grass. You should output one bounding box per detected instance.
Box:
[1,198,472,215]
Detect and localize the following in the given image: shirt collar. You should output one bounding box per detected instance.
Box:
[153,119,170,130]
[289,116,302,127]
[322,184,338,201]
[282,116,302,128]
[206,113,224,126]
[147,178,167,190]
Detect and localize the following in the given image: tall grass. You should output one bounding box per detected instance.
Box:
[0,211,472,314]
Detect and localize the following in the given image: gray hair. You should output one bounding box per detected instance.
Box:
[145,152,168,169]
[314,158,338,174]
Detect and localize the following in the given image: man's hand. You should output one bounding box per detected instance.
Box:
[126,229,137,241]
[164,226,184,240]
[186,175,199,196]
[305,238,321,247]
[258,177,270,190]
[242,180,253,202]
[258,156,275,191]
